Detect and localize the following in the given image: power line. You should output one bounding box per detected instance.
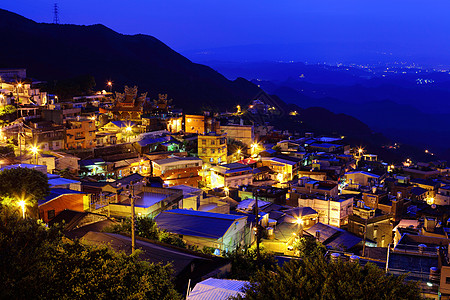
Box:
[53,3,59,24]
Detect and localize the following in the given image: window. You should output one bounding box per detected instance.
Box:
[47,210,55,220]
[202,140,206,145]
[211,149,215,154]
[211,140,215,145]
[446,277,450,284]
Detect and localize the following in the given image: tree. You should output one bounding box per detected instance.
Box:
[104,216,186,248]
[0,207,181,299]
[225,246,277,281]
[233,255,422,300]
[292,236,326,258]
[0,168,50,217]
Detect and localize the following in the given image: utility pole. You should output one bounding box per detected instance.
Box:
[128,181,136,253]
[53,3,60,24]
[254,189,260,260]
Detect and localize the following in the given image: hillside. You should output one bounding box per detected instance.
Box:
[0,9,261,113]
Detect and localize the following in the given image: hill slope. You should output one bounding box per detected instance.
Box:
[0,9,261,112]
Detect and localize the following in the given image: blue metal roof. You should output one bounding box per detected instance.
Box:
[154,209,246,239]
[109,121,136,128]
[39,188,85,206]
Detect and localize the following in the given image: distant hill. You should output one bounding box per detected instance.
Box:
[0,9,261,113]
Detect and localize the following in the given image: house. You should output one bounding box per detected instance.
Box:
[198,132,227,164]
[101,121,136,142]
[345,170,383,187]
[347,202,393,247]
[187,278,248,300]
[65,117,96,149]
[290,178,339,198]
[289,194,353,227]
[152,156,203,187]
[154,209,249,254]
[305,222,362,251]
[211,163,253,188]
[218,124,254,146]
[108,186,183,218]
[38,188,90,223]
[260,156,301,182]
[185,115,205,134]
[19,120,65,151]
[387,234,450,298]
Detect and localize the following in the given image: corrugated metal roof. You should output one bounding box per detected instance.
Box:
[187,278,247,300]
[154,209,246,239]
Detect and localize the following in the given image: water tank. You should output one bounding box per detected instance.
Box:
[267,227,274,240]
[418,244,427,254]
[429,267,440,282]
[350,255,360,263]
[315,230,321,241]
[330,252,340,261]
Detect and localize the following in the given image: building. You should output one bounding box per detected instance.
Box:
[305,222,362,251]
[347,203,393,247]
[387,234,450,298]
[211,163,253,188]
[290,195,353,227]
[38,188,90,223]
[218,124,254,146]
[104,86,148,121]
[290,178,339,198]
[260,156,302,182]
[187,278,248,300]
[185,115,205,134]
[65,117,96,149]
[108,186,183,218]
[345,170,383,187]
[434,185,450,206]
[362,188,405,222]
[154,209,248,254]
[198,132,227,164]
[152,156,203,187]
[20,120,65,151]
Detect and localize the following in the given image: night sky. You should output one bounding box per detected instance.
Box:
[3,1,450,63]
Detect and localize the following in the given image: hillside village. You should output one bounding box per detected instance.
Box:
[1,68,450,298]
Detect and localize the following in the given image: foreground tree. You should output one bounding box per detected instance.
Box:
[0,208,181,299]
[104,216,186,248]
[225,246,277,280]
[233,254,422,300]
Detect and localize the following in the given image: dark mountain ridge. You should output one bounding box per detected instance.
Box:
[0,9,261,113]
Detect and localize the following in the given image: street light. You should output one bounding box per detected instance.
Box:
[30,145,39,164]
[18,199,26,219]
[224,186,229,197]
[107,81,113,92]
[296,218,304,237]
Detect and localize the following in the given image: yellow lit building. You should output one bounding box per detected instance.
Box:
[218,124,254,146]
[185,115,205,134]
[198,132,227,164]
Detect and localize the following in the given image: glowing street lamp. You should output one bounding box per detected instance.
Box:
[224,186,230,197]
[296,218,304,237]
[30,145,39,164]
[107,81,113,92]
[18,199,26,219]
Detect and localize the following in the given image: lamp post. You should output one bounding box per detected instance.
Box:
[107,81,113,92]
[126,126,132,142]
[296,218,304,237]
[18,200,26,219]
[127,180,138,254]
[30,145,39,164]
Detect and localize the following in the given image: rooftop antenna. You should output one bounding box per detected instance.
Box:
[53,3,59,24]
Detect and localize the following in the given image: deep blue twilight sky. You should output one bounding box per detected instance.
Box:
[3,1,450,64]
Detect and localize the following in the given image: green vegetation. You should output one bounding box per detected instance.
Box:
[225,246,277,281]
[0,208,181,299]
[292,236,327,258]
[0,105,17,116]
[232,254,422,300]
[0,168,50,217]
[104,216,186,248]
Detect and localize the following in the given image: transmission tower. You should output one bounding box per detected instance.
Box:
[53,3,59,24]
